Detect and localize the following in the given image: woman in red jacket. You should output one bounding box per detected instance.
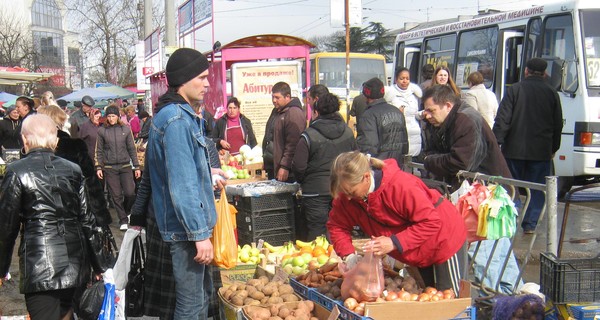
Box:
[327,151,467,294]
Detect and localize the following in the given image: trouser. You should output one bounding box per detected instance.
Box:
[25,288,75,320]
[169,241,213,319]
[104,165,136,224]
[302,195,332,240]
[505,158,551,230]
[419,242,467,296]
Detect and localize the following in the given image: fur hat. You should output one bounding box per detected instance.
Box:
[526,58,547,73]
[105,106,120,117]
[362,77,385,99]
[166,48,210,87]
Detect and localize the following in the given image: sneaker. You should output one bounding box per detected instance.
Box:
[120,224,128,231]
[523,229,535,235]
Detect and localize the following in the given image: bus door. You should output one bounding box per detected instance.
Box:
[404,46,421,83]
[499,31,524,100]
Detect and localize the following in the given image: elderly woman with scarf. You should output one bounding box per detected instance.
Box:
[211,97,257,155]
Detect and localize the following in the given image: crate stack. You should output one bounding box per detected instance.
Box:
[234,192,296,246]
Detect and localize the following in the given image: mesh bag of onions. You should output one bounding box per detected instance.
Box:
[492,294,544,320]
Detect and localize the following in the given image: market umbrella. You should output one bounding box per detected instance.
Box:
[97,85,135,100]
[58,87,118,102]
[0,92,18,102]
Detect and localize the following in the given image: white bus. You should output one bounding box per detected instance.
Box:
[393,0,600,192]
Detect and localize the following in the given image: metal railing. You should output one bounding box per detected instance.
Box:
[402,158,558,298]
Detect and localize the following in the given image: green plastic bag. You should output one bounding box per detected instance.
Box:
[477,185,518,240]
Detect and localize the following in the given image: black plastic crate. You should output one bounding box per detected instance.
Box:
[236,208,294,233]
[234,193,294,213]
[540,252,600,303]
[238,228,295,246]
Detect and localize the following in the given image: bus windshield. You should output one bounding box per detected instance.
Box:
[316,57,386,90]
[582,10,600,87]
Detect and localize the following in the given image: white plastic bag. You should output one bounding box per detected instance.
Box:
[113,229,142,290]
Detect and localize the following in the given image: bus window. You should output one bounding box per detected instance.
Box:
[423,34,456,73]
[581,10,600,88]
[505,36,524,86]
[542,14,577,92]
[316,57,385,90]
[406,51,420,82]
[395,42,405,70]
[524,18,542,77]
[456,27,499,89]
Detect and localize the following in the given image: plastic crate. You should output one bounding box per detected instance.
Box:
[540,252,600,303]
[308,290,343,312]
[238,228,294,246]
[289,278,315,299]
[234,193,294,213]
[236,208,294,233]
[338,305,372,320]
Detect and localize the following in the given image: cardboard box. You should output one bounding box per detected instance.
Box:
[242,301,331,320]
[362,298,472,320]
[218,265,278,320]
[220,263,258,287]
[569,304,600,320]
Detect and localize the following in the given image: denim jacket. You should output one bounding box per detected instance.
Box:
[147,102,216,241]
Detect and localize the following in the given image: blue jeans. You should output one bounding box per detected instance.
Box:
[505,159,551,230]
[169,241,213,319]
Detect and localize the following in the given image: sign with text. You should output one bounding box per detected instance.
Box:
[231,61,303,145]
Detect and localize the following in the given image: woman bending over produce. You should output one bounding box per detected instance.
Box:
[326,151,467,294]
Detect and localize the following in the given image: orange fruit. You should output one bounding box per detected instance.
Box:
[312,246,327,257]
[327,245,334,256]
[300,246,313,254]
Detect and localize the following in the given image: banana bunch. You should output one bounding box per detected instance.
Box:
[264,241,297,255]
[295,235,329,250]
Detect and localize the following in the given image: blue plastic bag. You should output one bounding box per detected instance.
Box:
[98,269,116,320]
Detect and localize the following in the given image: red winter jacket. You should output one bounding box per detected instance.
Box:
[327,159,466,268]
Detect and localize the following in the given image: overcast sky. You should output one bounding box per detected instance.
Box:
[177,0,559,51]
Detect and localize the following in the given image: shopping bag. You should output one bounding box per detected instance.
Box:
[213,190,238,269]
[89,226,118,272]
[113,229,142,290]
[125,234,145,317]
[457,182,489,243]
[98,269,116,320]
[340,242,384,302]
[477,185,518,240]
[78,280,105,320]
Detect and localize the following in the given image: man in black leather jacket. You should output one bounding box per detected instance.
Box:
[0,114,106,320]
[356,77,408,165]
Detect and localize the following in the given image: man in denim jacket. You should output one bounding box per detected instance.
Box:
[146,48,217,319]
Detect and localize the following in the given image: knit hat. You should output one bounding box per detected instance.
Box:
[6,104,16,114]
[166,48,210,87]
[105,106,119,117]
[526,58,547,73]
[362,77,385,99]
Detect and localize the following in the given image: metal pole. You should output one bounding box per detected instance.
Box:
[345,0,351,123]
[546,176,558,255]
[144,0,153,39]
[164,0,176,47]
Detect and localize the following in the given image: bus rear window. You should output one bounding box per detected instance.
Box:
[582,10,600,87]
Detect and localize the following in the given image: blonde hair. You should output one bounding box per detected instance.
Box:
[37,104,67,129]
[21,114,58,151]
[330,151,385,197]
[40,91,56,106]
[125,105,136,114]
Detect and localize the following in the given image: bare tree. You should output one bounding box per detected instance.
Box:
[65,0,141,87]
[0,9,40,93]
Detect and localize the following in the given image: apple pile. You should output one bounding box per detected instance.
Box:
[238,244,265,264]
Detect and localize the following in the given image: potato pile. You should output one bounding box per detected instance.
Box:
[244,301,317,320]
[295,262,341,288]
[222,276,299,307]
[316,278,343,301]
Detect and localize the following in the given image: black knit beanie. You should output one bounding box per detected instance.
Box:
[105,106,120,117]
[362,77,385,99]
[166,48,210,87]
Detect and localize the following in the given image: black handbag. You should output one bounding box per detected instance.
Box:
[78,280,105,320]
[125,234,145,317]
[89,226,118,272]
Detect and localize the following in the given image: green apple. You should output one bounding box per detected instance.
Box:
[292,256,305,267]
[239,251,250,263]
[282,257,292,266]
[317,254,329,265]
[292,266,306,275]
[283,264,293,274]
[250,247,260,257]
[301,253,313,265]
